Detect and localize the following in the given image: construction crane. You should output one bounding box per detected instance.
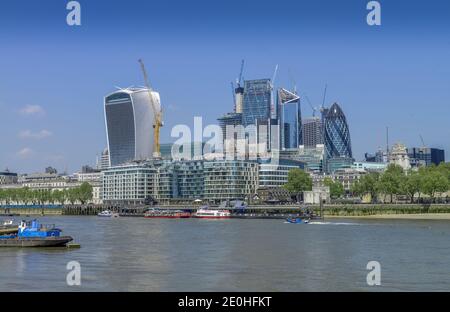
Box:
[287,69,297,94]
[230,81,236,108]
[237,59,245,87]
[138,59,163,158]
[321,83,328,108]
[420,135,426,147]
[304,95,318,117]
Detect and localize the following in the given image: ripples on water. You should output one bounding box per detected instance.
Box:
[1,216,450,291]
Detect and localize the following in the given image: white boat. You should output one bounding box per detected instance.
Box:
[194,207,231,219]
[2,220,14,226]
[97,210,119,218]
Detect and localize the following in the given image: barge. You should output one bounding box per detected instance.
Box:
[0,220,73,247]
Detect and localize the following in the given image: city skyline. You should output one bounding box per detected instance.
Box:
[1,0,449,173]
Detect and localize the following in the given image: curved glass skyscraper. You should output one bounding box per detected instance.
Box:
[104,88,161,166]
[323,103,352,159]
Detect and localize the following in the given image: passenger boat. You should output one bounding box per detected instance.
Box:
[97,210,119,218]
[0,220,73,247]
[286,217,310,224]
[194,206,231,219]
[144,209,191,219]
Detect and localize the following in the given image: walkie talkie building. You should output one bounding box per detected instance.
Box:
[104,88,161,166]
[323,102,352,159]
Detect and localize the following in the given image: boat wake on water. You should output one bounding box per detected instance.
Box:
[307,221,361,226]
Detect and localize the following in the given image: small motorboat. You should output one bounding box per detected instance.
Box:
[97,210,119,218]
[286,217,310,224]
[0,219,73,247]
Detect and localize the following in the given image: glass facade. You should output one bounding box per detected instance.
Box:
[258,159,304,188]
[104,88,159,166]
[278,88,302,150]
[203,160,259,202]
[302,117,323,148]
[323,103,352,160]
[242,79,272,126]
[408,147,445,166]
[104,92,135,166]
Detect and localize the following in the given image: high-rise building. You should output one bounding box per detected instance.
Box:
[323,103,352,160]
[302,117,322,148]
[407,147,445,167]
[242,79,272,127]
[278,88,302,150]
[234,85,244,114]
[96,148,110,170]
[104,87,161,166]
[217,112,243,141]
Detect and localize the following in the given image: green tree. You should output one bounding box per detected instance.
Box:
[401,171,422,203]
[351,172,380,203]
[77,182,93,205]
[284,168,312,202]
[421,167,449,202]
[378,164,404,203]
[323,177,344,199]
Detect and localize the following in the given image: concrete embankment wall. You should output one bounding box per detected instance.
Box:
[3,204,450,217]
[319,204,450,216]
[1,207,63,215]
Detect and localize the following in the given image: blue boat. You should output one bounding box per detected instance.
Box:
[0,220,73,247]
[286,217,310,224]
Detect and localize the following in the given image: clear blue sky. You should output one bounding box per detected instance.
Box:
[0,0,449,173]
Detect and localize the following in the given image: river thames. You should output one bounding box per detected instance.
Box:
[1,216,450,291]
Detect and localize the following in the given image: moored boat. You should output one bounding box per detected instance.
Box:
[0,219,18,235]
[144,209,191,219]
[0,220,73,247]
[194,206,231,219]
[98,210,119,218]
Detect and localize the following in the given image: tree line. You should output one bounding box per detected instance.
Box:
[283,163,450,203]
[352,163,450,203]
[0,182,93,205]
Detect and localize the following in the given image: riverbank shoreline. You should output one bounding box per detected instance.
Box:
[326,213,450,220]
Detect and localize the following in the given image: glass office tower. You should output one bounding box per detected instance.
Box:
[104,88,161,166]
[278,88,302,150]
[242,79,272,126]
[323,102,352,159]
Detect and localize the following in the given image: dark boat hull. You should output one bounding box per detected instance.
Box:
[0,227,18,235]
[0,236,73,247]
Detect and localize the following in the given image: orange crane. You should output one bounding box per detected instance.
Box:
[138,59,163,158]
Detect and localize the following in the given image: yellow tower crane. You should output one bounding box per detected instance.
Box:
[138,59,163,158]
